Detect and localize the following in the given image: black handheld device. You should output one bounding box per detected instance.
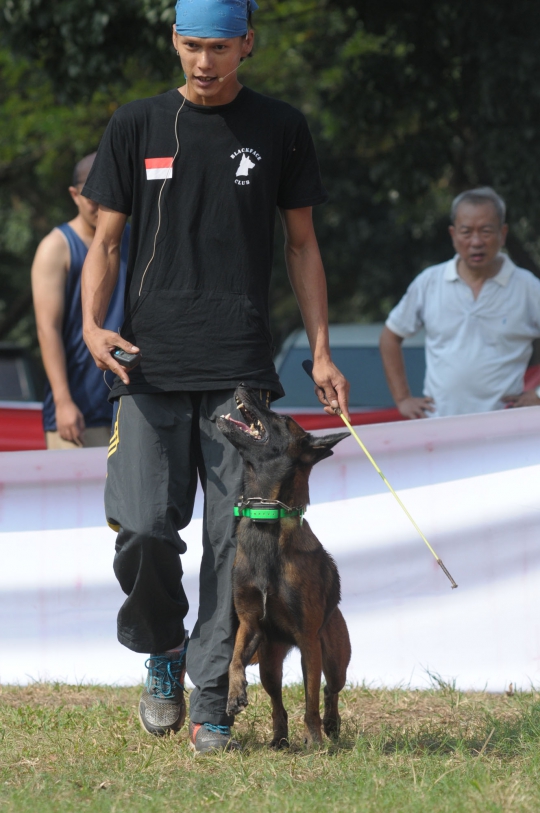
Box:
[112,347,141,371]
[302,359,315,381]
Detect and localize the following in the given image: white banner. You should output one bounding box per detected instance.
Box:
[1,406,539,690]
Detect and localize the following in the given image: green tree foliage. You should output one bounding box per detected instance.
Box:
[1,0,540,353]
[0,51,167,344]
[310,1,540,271]
[259,0,540,336]
[1,0,175,101]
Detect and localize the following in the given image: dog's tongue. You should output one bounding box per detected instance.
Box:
[221,414,250,432]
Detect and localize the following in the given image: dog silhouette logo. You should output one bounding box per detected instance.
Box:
[236,154,256,177]
[230,147,261,186]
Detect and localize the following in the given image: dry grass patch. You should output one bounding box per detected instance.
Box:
[1,682,540,812]
[0,683,137,710]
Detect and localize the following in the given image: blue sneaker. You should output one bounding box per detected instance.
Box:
[189,721,241,754]
[139,638,188,736]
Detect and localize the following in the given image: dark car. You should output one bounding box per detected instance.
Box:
[274,323,540,430]
[1,327,540,449]
[0,343,41,401]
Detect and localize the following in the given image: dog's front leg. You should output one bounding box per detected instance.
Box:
[298,637,323,746]
[226,611,262,717]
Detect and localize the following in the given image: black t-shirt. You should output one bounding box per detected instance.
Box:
[83,86,328,399]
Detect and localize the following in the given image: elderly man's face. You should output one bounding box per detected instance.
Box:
[449,202,508,275]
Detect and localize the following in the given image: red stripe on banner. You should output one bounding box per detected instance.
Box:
[144,157,174,169]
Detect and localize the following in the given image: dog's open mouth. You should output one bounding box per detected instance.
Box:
[220,395,268,442]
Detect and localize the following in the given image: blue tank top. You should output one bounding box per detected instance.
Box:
[42,222,130,431]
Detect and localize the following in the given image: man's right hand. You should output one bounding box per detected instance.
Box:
[55,399,86,445]
[397,396,435,419]
[83,327,140,386]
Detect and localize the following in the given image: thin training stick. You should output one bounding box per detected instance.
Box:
[301,360,458,589]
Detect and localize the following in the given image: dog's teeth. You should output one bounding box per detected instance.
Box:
[237,402,244,409]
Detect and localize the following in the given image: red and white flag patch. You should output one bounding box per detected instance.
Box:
[145,157,174,180]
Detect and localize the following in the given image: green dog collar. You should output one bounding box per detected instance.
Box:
[233,499,305,524]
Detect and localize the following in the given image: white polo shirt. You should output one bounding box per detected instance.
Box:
[386,254,540,417]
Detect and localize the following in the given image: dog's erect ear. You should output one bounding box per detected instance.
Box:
[301,431,350,464]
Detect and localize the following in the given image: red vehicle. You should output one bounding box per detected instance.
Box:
[1,326,540,450]
[0,345,46,451]
[0,400,46,451]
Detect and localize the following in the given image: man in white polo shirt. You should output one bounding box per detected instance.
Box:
[380,187,540,418]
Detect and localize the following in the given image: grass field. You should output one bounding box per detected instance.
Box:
[1,680,540,812]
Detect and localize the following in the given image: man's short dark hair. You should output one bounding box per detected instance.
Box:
[451,187,506,226]
[72,152,97,188]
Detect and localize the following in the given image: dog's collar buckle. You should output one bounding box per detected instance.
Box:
[234,498,305,525]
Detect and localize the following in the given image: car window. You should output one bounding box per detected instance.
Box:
[0,357,33,401]
[276,346,426,408]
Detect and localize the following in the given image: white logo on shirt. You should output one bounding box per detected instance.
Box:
[236,154,255,177]
[230,147,261,186]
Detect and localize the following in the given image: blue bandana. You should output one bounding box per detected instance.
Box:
[175,0,258,38]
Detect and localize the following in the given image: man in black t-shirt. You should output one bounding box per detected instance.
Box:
[82,0,349,753]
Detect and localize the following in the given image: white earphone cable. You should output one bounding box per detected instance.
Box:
[138,95,186,296]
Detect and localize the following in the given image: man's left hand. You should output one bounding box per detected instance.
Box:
[312,359,350,419]
[502,391,540,408]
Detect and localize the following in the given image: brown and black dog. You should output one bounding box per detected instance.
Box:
[217,386,351,747]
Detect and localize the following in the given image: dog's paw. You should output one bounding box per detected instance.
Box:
[269,736,289,750]
[303,728,324,748]
[226,686,249,717]
[323,715,341,739]
[226,696,248,716]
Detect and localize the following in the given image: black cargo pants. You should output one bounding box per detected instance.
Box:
[105,390,251,726]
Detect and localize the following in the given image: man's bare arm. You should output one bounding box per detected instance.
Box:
[31,230,85,444]
[501,391,540,408]
[82,207,138,386]
[379,325,434,419]
[279,206,350,417]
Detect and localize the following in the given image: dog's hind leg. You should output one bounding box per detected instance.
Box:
[226,611,262,717]
[258,640,290,749]
[321,608,351,738]
[297,635,324,746]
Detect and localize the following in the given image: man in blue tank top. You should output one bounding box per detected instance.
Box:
[32,153,129,449]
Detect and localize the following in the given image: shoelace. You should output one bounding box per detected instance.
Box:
[145,654,185,699]
[203,723,230,736]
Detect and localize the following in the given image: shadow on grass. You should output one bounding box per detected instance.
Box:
[234,680,540,757]
[236,681,370,755]
[375,702,540,759]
